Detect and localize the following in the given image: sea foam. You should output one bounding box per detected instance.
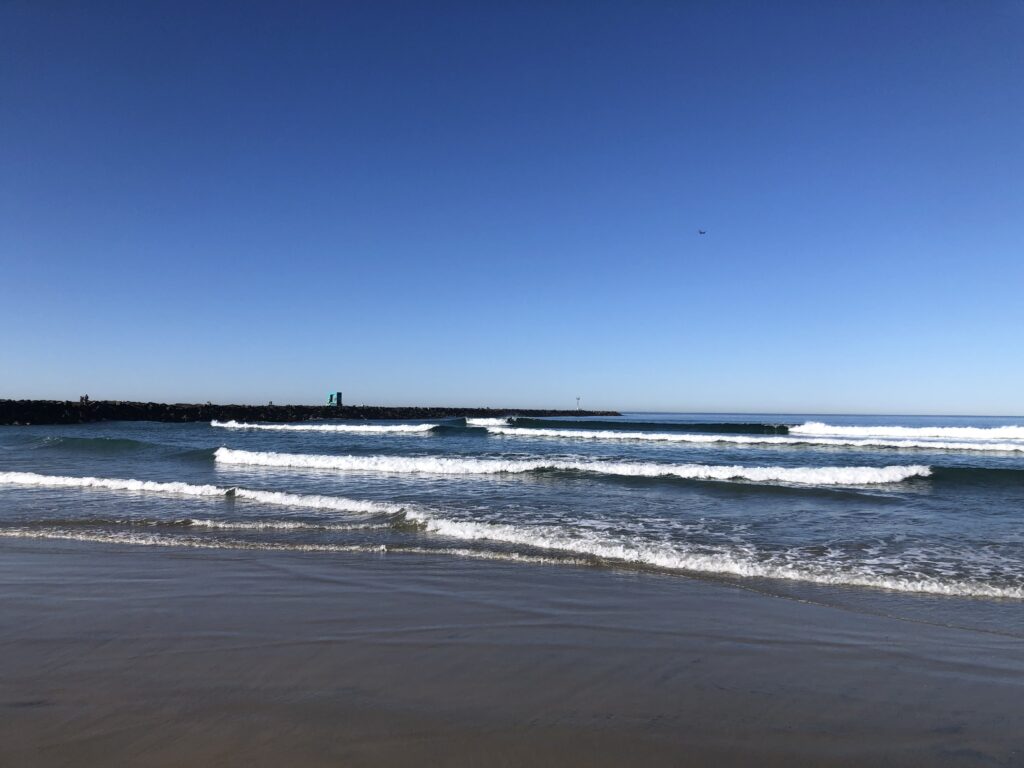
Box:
[465,418,512,427]
[0,471,403,514]
[791,422,1024,440]
[213,448,930,485]
[211,420,435,434]
[485,426,1024,452]
[400,508,1023,599]
[3,470,1016,598]
[182,518,389,531]
[2,522,1018,598]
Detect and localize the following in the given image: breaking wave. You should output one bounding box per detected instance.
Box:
[211,419,435,434]
[0,471,404,514]
[465,418,512,427]
[3,517,1017,600]
[791,422,1024,441]
[509,418,790,434]
[0,528,591,567]
[400,509,1024,600]
[213,448,929,486]
[181,518,390,531]
[485,426,1024,452]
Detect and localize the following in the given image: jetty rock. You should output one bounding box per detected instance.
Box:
[0,400,620,426]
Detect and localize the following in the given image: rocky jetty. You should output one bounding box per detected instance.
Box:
[0,400,620,426]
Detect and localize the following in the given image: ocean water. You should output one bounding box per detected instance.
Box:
[1,413,1022,631]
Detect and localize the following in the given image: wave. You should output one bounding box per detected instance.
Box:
[3,471,1017,598]
[400,509,1023,599]
[484,426,1024,453]
[213,448,929,486]
[431,423,488,436]
[0,528,594,567]
[5,515,390,532]
[211,419,435,434]
[0,471,404,514]
[791,422,1024,441]
[8,516,1012,600]
[0,528,377,552]
[181,518,390,531]
[465,418,512,427]
[509,418,790,435]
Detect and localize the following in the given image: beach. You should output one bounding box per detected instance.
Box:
[2,413,1023,765]
[7,1,1022,763]
[2,537,1021,767]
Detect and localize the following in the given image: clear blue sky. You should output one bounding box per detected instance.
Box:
[2,1,1022,414]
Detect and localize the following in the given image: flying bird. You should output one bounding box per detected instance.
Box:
[698,229,706,235]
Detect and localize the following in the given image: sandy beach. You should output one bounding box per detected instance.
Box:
[2,538,1021,767]
[6,0,1023,764]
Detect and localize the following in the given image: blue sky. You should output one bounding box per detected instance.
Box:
[2,1,1022,413]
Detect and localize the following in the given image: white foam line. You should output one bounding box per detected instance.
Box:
[211,419,435,434]
[485,426,1024,452]
[465,418,512,427]
[183,519,390,532]
[1,518,1016,600]
[0,529,588,567]
[214,448,930,486]
[0,471,403,515]
[791,421,1024,440]
[0,528,375,552]
[235,487,403,514]
[401,509,1024,600]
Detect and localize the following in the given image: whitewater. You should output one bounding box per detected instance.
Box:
[484,426,1024,452]
[790,421,1024,440]
[2,412,1023,607]
[0,471,404,514]
[213,447,930,485]
[212,419,435,434]
[0,469,1018,599]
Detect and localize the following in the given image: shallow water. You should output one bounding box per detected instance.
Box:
[1,412,1022,633]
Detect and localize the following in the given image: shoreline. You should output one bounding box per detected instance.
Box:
[0,400,620,426]
[2,538,1021,767]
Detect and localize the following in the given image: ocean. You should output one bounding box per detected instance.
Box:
[1,412,1022,632]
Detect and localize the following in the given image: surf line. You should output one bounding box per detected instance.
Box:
[211,420,436,434]
[0,471,403,514]
[213,448,932,486]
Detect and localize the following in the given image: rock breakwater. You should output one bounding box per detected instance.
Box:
[0,400,620,426]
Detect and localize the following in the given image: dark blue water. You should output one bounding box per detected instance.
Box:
[2,413,1022,632]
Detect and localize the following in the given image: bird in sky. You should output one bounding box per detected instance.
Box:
[698,229,706,235]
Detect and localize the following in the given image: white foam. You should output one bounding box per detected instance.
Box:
[791,421,1024,441]
[234,487,403,514]
[0,471,403,514]
[401,509,1024,600]
[0,528,373,553]
[2,513,1017,599]
[466,418,512,427]
[0,528,591,567]
[182,518,387,531]
[214,448,930,486]
[211,419,435,434]
[0,471,227,497]
[485,426,1024,452]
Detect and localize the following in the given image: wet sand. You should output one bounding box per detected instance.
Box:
[1,539,1021,767]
